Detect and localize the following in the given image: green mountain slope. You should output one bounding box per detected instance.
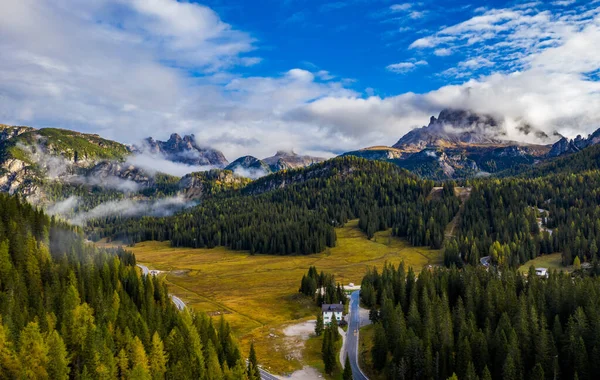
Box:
[0,192,249,378]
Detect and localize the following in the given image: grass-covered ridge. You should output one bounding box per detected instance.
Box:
[9,127,131,161]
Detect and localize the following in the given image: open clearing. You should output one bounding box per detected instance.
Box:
[123,220,442,375]
[518,253,566,273]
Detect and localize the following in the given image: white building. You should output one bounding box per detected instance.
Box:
[322,304,344,325]
[535,268,548,277]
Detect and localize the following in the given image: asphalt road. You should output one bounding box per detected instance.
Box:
[347,291,369,380]
[258,367,279,380]
[137,264,185,310]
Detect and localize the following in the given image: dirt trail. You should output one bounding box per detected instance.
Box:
[445,187,472,239]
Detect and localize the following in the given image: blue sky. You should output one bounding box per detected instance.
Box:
[197,0,595,95]
[1,0,599,162]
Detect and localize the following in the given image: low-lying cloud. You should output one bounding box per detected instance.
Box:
[69,195,197,226]
[126,153,216,177]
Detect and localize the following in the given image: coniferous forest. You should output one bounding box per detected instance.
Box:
[361,263,600,380]
[92,157,460,254]
[0,193,250,379]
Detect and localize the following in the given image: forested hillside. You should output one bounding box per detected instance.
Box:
[361,264,600,380]
[95,157,460,254]
[444,170,600,268]
[0,193,250,379]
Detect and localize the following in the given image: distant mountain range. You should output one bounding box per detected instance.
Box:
[1,108,599,219]
[344,108,598,179]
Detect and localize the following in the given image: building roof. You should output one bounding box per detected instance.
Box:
[322,304,344,312]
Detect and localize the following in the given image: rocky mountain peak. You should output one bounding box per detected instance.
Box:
[140,133,228,167]
[274,150,296,157]
[393,108,505,150]
[548,127,600,157]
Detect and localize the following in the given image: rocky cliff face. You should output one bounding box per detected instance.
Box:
[342,146,405,161]
[393,109,505,150]
[225,156,272,178]
[262,150,325,171]
[548,128,600,157]
[0,125,34,142]
[143,133,229,167]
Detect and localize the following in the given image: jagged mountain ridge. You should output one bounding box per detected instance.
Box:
[262,150,326,171]
[142,133,229,167]
[225,155,273,176]
[548,129,600,157]
[393,109,506,150]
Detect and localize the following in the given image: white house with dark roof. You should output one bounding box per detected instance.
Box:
[322,304,344,325]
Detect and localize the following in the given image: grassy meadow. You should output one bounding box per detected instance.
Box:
[517,252,566,274]
[123,220,442,374]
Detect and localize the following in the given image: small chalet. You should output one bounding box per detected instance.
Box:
[322,304,344,325]
[535,268,548,277]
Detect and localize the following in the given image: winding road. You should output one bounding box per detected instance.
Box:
[346,290,369,380]
[136,264,185,311]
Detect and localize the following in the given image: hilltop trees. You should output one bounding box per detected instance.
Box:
[362,262,600,380]
[95,157,459,255]
[0,193,249,379]
[299,266,346,306]
[447,171,600,268]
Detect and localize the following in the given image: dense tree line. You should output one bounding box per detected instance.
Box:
[95,157,458,254]
[0,193,253,379]
[362,263,600,380]
[444,171,600,268]
[299,266,346,306]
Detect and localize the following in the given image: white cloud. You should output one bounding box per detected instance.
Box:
[434,48,453,56]
[409,11,426,19]
[126,153,216,177]
[1,0,600,162]
[386,60,428,74]
[552,0,576,6]
[390,4,412,12]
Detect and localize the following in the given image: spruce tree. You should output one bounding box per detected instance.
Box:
[343,355,353,380]
[247,342,260,380]
[315,314,324,336]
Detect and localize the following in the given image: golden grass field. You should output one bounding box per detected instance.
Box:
[122,220,442,375]
[518,252,567,273]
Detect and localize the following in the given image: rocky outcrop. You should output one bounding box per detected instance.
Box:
[225,156,272,178]
[393,109,505,150]
[143,134,228,167]
[262,150,325,172]
[178,170,248,199]
[86,161,152,186]
[342,146,404,161]
[549,128,600,157]
[0,125,34,142]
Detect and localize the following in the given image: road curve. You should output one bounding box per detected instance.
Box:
[346,291,369,380]
[137,264,185,310]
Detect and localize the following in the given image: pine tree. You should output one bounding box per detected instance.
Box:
[372,323,388,371]
[47,329,70,380]
[149,332,168,380]
[18,322,49,379]
[247,342,260,380]
[206,341,223,380]
[315,313,324,336]
[343,355,353,380]
[530,363,545,380]
[129,336,151,380]
[0,316,19,377]
[574,256,581,270]
[117,348,129,380]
